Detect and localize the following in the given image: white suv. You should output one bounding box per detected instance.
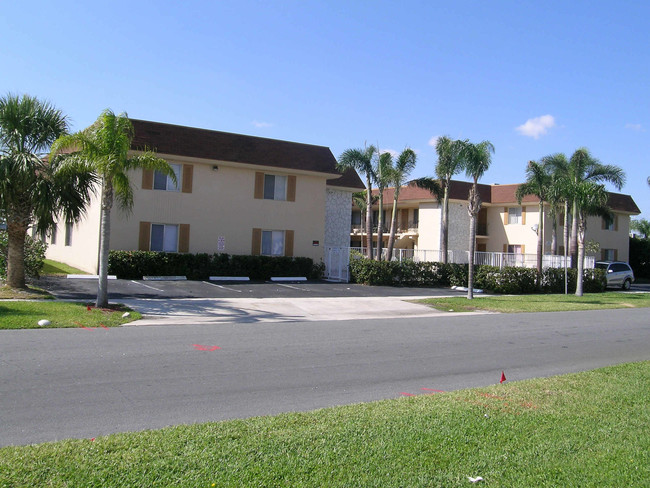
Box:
[595,261,635,290]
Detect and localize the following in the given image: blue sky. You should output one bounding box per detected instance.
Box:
[3,1,649,218]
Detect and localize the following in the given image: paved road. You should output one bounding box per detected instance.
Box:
[2,308,649,447]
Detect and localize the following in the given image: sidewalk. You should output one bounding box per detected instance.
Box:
[121,295,486,326]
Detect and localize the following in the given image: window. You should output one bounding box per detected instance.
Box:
[508,245,523,254]
[413,209,419,226]
[150,224,179,252]
[602,248,616,261]
[153,163,181,191]
[603,216,615,231]
[50,226,57,245]
[65,222,73,246]
[261,230,285,256]
[508,207,522,225]
[264,174,287,200]
[351,211,362,225]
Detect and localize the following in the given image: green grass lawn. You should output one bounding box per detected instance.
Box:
[41,258,88,276]
[0,301,141,329]
[1,361,648,487]
[420,291,650,313]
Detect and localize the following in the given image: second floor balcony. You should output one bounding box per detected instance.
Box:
[351,221,419,235]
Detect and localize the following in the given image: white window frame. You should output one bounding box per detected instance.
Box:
[508,207,522,225]
[261,230,285,256]
[153,163,181,192]
[150,223,179,252]
[263,174,287,201]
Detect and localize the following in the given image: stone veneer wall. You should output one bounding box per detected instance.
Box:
[445,201,471,251]
[325,189,353,248]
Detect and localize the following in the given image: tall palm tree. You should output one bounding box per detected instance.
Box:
[385,148,417,260]
[338,145,377,259]
[434,137,468,263]
[0,94,96,289]
[566,148,625,267]
[464,140,494,299]
[374,151,396,261]
[540,153,569,255]
[51,110,175,307]
[572,181,610,296]
[631,218,650,239]
[515,160,552,274]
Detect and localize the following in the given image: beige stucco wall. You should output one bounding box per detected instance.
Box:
[45,185,102,274]
[585,213,631,262]
[416,202,441,251]
[109,157,327,263]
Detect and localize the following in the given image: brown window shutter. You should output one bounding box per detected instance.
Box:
[179,224,190,252]
[521,207,526,225]
[521,244,525,254]
[285,230,294,257]
[182,164,193,193]
[287,175,296,202]
[614,215,619,231]
[401,209,408,229]
[602,217,606,230]
[251,228,261,255]
[254,172,264,199]
[142,169,153,190]
[614,249,618,261]
[601,250,606,261]
[503,244,508,253]
[503,207,508,225]
[139,221,151,250]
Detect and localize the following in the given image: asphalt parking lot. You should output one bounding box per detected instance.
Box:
[34,276,465,301]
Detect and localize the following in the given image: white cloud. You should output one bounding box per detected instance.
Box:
[515,115,556,139]
[428,136,440,147]
[625,123,644,132]
[252,120,273,128]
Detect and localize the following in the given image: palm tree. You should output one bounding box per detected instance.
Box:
[434,137,468,263]
[51,110,175,307]
[515,160,552,274]
[0,94,96,289]
[572,181,610,296]
[631,218,650,239]
[464,140,494,299]
[337,145,377,259]
[385,148,417,260]
[374,151,393,261]
[566,148,625,268]
[540,153,569,255]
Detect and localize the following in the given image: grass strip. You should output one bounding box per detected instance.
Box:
[1,361,649,487]
[41,259,88,276]
[419,291,650,313]
[0,301,141,329]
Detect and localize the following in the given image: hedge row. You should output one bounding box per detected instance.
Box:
[0,230,47,280]
[629,237,650,279]
[349,258,607,294]
[107,251,325,281]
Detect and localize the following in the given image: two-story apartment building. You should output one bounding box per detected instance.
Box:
[45,120,363,274]
[352,180,640,263]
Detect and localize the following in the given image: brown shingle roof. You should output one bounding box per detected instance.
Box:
[369,180,640,214]
[130,120,361,187]
[327,168,365,190]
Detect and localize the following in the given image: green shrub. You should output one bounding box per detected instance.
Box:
[0,230,47,280]
[107,251,323,281]
[630,236,650,279]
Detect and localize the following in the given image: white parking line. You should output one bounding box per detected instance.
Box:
[131,280,164,291]
[202,281,242,293]
[276,283,309,291]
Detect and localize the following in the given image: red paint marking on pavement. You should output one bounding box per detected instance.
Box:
[75,321,95,330]
[400,392,415,397]
[421,388,445,393]
[100,324,109,330]
[192,344,221,351]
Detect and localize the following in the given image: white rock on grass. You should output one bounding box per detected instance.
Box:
[122,312,130,318]
[38,319,51,327]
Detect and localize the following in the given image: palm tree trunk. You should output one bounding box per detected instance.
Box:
[6,220,28,289]
[96,179,113,308]
[386,196,399,261]
[570,200,578,268]
[365,176,373,260]
[550,207,557,255]
[377,192,384,261]
[536,201,543,274]
[575,214,586,297]
[467,184,479,300]
[441,183,450,264]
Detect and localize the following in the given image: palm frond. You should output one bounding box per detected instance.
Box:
[413,177,442,200]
